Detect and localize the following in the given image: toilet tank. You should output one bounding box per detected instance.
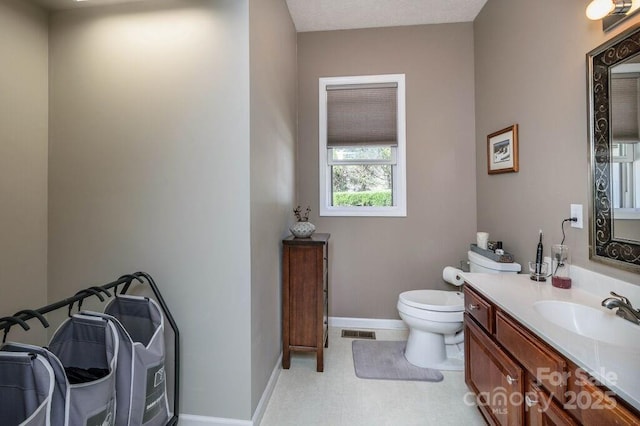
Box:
[468,250,521,274]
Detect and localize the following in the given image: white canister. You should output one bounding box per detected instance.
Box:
[476,232,489,250]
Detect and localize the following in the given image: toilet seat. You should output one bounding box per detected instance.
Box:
[398,290,464,312]
[397,301,464,323]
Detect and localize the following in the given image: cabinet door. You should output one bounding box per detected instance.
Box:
[288,245,320,347]
[465,314,524,426]
[496,311,566,402]
[575,377,639,426]
[526,379,577,426]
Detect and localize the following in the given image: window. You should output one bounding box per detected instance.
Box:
[319,74,406,217]
[612,142,639,209]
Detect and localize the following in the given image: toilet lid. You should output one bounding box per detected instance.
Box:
[399,290,464,312]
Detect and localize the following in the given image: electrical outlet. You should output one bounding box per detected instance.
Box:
[570,204,583,229]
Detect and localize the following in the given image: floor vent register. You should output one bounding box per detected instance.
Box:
[341,329,376,340]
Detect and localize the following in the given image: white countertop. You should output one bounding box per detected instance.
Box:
[460,272,640,411]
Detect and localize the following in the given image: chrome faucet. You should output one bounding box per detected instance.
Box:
[601,291,640,325]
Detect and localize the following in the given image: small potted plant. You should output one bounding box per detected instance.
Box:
[290,205,315,238]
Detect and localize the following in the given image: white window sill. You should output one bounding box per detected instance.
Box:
[614,208,640,220]
[320,206,406,217]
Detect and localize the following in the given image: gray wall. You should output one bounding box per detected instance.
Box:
[48,0,254,419]
[0,0,48,345]
[249,0,296,415]
[297,24,477,319]
[475,0,640,285]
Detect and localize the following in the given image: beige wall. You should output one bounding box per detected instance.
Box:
[0,0,48,345]
[297,24,477,319]
[249,0,296,415]
[475,0,640,285]
[48,0,254,419]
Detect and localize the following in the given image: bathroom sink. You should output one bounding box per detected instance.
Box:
[533,300,640,349]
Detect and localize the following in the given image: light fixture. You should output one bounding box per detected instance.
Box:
[586,0,632,20]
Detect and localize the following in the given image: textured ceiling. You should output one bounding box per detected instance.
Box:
[286,0,488,32]
[29,0,488,31]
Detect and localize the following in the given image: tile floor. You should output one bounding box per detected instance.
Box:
[261,327,486,426]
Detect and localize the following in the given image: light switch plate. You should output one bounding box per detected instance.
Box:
[570,204,583,229]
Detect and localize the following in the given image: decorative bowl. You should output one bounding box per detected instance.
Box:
[290,221,315,238]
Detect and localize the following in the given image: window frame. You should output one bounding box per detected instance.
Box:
[612,143,639,211]
[318,74,407,217]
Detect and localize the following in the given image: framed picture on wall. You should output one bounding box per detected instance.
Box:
[487,124,519,174]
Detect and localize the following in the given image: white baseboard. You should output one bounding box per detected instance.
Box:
[180,354,282,426]
[329,316,407,330]
[179,414,252,426]
[251,353,281,426]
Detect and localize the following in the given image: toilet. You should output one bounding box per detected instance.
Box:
[397,250,521,370]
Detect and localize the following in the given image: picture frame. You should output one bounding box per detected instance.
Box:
[487,124,519,174]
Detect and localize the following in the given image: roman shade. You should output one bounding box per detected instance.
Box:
[611,76,640,143]
[326,82,398,147]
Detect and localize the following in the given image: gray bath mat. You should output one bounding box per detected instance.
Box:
[352,340,443,382]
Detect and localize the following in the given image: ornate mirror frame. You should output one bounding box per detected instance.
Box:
[587,23,640,272]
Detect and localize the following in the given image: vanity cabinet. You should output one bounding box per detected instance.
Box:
[465,313,524,425]
[282,233,329,372]
[464,284,640,426]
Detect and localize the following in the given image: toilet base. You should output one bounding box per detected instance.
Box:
[403,328,464,371]
[438,344,464,371]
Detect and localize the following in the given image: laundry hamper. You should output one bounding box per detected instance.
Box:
[103,295,170,426]
[1,343,68,426]
[48,313,119,426]
[0,352,54,426]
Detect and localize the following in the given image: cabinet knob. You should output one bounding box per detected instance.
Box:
[525,395,538,407]
[468,303,480,310]
[506,375,518,385]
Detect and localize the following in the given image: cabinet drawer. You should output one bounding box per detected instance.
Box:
[496,311,566,403]
[464,286,494,333]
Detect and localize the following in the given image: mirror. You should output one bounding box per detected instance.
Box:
[588,24,640,271]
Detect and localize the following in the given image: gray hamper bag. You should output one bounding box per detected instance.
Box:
[1,343,68,426]
[48,314,119,426]
[0,352,54,426]
[104,295,169,426]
